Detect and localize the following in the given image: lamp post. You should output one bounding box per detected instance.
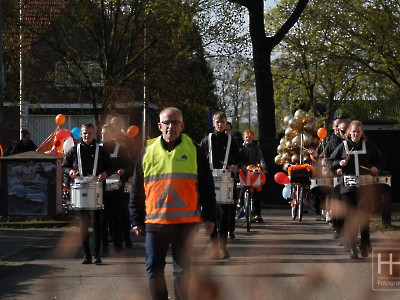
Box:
[19,0,28,139]
[0,0,4,142]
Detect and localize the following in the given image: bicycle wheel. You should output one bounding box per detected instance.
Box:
[298,185,304,222]
[245,189,251,232]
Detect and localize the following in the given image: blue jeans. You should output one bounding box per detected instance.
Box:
[145,224,197,300]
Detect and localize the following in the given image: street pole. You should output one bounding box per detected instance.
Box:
[0,0,4,142]
[19,0,27,139]
[142,20,148,145]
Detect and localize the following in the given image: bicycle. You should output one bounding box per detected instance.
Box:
[288,164,314,222]
[237,165,266,231]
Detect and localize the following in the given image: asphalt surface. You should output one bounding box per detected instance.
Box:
[0,207,399,299]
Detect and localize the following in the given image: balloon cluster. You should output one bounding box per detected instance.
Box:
[274,109,326,171]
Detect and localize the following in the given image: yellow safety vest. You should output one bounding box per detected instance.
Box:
[143,134,202,224]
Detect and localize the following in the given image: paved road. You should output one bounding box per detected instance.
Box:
[0,208,399,299]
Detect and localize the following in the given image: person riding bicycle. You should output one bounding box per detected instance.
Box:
[239,130,267,223]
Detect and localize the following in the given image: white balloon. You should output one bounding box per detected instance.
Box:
[282,183,292,199]
[63,137,75,154]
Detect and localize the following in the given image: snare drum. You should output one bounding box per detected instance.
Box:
[374,175,392,193]
[374,175,391,186]
[358,175,374,186]
[333,177,341,193]
[70,178,103,210]
[343,175,358,187]
[212,169,234,204]
[105,175,122,191]
[310,177,333,196]
[343,175,374,187]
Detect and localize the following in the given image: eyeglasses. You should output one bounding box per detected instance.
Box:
[160,120,181,126]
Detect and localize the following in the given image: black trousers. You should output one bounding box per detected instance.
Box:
[341,186,375,245]
[211,204,231,240]
[102,189,124,248]
[79,210,102,256]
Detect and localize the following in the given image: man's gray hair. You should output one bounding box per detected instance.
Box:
[159,107,183,122]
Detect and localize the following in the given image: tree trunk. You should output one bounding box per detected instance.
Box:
[236,0,309,139]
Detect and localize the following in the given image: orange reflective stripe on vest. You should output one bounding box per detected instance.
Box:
[143,134,202,224]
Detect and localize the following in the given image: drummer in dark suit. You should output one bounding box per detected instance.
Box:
[62,123,113,264]
[100,124,127,255]
[111,116,140,248]
[329,120,385,259]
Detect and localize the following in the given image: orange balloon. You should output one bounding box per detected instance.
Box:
[126,125,139,138]
[55,114,66,125]
[317,127,327,139]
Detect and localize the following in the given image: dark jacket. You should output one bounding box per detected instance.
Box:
[199,130,244,170]
[102,140,134,183]
[317,133,343,159]
[329,138,385,193]
[129,135,217,231]
[240,141,267,170]
[11,140,37,154]
[62,139,113,179]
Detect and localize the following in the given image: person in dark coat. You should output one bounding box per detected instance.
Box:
[11,130,37,154]
[200,111,244,259]
[62,123,113,264]
[329,120,385,259]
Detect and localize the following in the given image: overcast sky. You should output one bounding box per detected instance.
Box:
[265,0,277,8]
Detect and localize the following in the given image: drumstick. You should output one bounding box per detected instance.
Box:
[219,161,231,168]
[360,165,370,171]
[345,147,354,163]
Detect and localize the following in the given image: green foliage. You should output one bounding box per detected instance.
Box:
[3,0,218,137]
[271,0,400,128]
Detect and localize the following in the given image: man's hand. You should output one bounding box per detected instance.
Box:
[116,168,125,177]
[229,165,238,173]
[337,168,343,176]
[97,171,107,182]
[133,225,145,236]
[203,221,215,236]
[69,170,78,179]
[370,166,378,175]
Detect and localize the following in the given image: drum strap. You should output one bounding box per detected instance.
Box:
[112,143,120,157]
[208,133,231,170]
[77,143,99,177]
[344,140,366,176]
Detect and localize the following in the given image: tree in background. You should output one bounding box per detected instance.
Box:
[2,0,218,141]
[227,0,310,139]
[271,0,400,129]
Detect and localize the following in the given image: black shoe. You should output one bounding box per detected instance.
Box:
[93,255,102,264]
[333,231,339,239]
[124,236,132,249]
[359,243,371,258]
[350,247,358,259]
[228,232,235,240]
[255,216,264,223]
[81,255,92,264]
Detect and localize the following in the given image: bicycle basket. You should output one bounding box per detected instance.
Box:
[290,169,312,184]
